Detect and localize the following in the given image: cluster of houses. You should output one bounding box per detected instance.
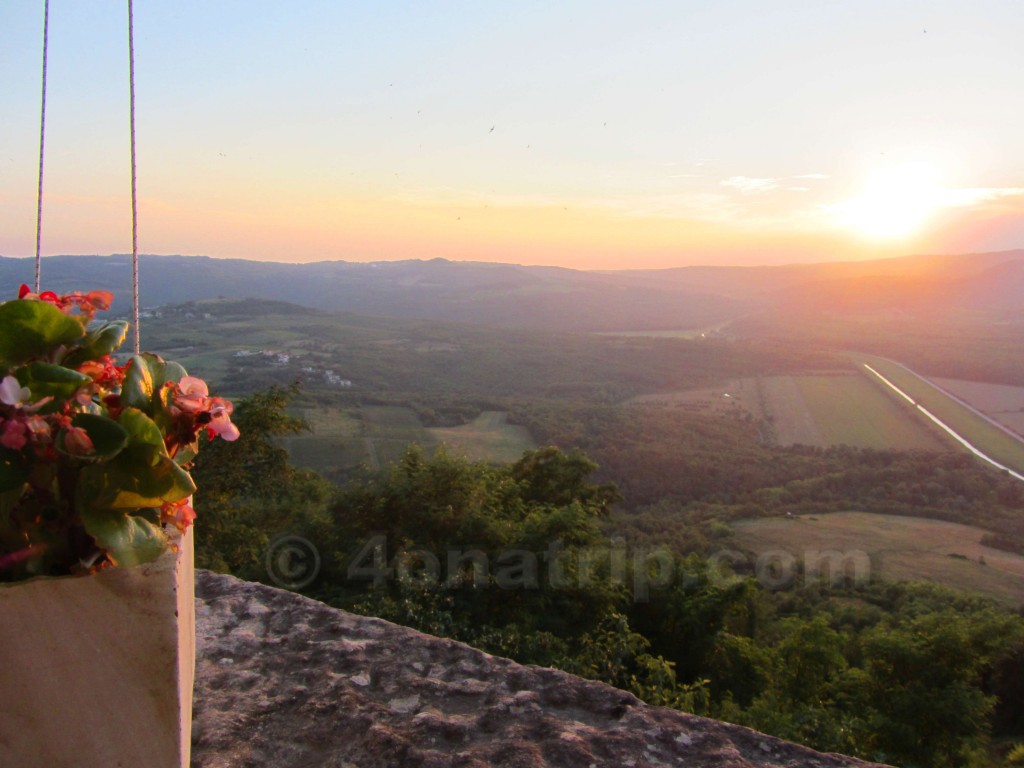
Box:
[234,349,291,364]
[232,349,352,388]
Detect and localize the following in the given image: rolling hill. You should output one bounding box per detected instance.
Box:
[2,248,1023,333]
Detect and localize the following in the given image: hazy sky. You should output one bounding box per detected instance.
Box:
[2,1,1023,269]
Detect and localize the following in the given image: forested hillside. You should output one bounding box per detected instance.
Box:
[4,248,1023,334]
[104,284,1024,765]
[192,385,1024,767]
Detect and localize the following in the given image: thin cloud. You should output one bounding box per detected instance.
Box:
[939,187,1024,208]
[720,176,781,194]
[622,192,741,223]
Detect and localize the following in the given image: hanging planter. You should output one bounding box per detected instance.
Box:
[0,527,195,767]
[0,286,238,768]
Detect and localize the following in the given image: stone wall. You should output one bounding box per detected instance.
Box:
[191,571,891,768]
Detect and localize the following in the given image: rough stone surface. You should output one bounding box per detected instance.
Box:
[192,571,891,768]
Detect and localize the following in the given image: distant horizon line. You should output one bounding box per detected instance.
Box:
[2,247,1024,274]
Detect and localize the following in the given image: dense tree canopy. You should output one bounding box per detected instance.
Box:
[197,386,1024,766]
[191,384,332,577]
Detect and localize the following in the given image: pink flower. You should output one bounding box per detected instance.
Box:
[206,398,240,442]
[0,543,48,571]
[24,415,50,440]
[63,426,95,456]
[0,375,52,413]
[0,413,51,453]
[173,376,210,414]
[168,377,239,444]
[1,418,28,450]
[0,376,30,407]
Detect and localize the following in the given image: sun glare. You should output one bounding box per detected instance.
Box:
[834,163,944,240]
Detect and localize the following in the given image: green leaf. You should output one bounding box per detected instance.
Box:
[120,353,190,414]
[118,407,167,452]
[77,444,196,512]
[74,408,195,513]
[172,444,199,466]
[15,362,91,412]
[109,445,196,509]
[120,354,156,411]
[70,413,128,459]
[62,321,129,366]
[0,448,28,493]
[80,507,168,568]
[0,299,85,365]
[152,359,189,390]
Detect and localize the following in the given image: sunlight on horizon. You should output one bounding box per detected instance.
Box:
[832,163,945,241]
[1,2,1022,268]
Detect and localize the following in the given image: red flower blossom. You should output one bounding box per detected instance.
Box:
[160,497,196,534]
[78,357,125,389]
[17,284,114,320]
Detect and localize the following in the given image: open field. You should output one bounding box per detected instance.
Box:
[164,350,233,381]
[792,373,947,450]
[761,373,945,450]
[278,406,535,476]
[857,355,1024,476]
[597,329,713,340]
[761,376,824,445]
[277,405,433,475]
[630,372,944,450]
[361,406,436,467]
[429,411,536,463]
[278,407,370,475]
[733,512,1024,606]
[597,317,742,340]
[932,377,1024,437]
[627,378,758,417]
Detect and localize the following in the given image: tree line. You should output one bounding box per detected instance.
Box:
[192,386,1024,767]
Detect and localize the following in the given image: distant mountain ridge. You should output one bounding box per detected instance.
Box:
[1,249,1021,332]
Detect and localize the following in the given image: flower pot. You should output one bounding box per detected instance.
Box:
[0,528,195,768]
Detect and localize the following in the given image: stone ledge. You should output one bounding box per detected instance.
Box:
[192,571,891,768]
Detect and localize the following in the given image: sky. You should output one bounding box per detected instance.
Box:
[2,0,1023,270]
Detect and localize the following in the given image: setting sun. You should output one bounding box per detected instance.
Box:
[3,2,1024,266]
[834,163,944,241]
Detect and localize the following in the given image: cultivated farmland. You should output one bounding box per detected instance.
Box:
[278,405,433,476]
[791,373,946,450]
[361,406,435,467]
[640,372,945,450]
[627,378,757,418]
[733,512,1024,606]
[857,355,1024,476]
[428,411,536,464]
[759,376,824,445]
[279,406,535,477]
[931,378,1024,438]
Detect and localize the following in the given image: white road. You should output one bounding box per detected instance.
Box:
[863,363,1024,484]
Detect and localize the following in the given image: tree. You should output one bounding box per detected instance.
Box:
[191,384,332,578]
[861,613,996,767]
